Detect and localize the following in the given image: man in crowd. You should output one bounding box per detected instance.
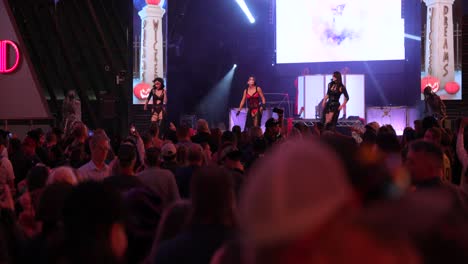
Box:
[176,125,196,150]
[219,145,244,199]
[191,119,214,150]
[423,127,452,184]
[264,118,282,147]
[11,137,41,185]
[78,133,111,182]
[27,129,49,166]
[137,147,180,206]
[175,144,204,198]
[104,143,144,194]
[405,140,445,189]
[161,143,178,175]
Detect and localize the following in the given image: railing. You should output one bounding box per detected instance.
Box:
[263,93,293,118]
[1,118,56,131]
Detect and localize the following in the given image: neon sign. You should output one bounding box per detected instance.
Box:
[0,40,20,74]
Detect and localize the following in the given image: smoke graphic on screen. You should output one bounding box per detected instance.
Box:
[276,0,405,63]
[322,4,358,45]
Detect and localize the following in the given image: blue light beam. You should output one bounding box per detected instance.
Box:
[236,0,255,24]
[196,66,238,123]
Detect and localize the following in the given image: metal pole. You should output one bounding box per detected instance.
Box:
[455,23,460,69]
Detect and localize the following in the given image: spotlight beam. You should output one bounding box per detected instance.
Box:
[196,66,238,121]
[235,0,255,24]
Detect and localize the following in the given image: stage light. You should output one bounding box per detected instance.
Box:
[233,64,237,68]
[235,0,255,24]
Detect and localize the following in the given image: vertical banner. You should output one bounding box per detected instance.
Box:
[132,0,167,104]
[422,0,463,100]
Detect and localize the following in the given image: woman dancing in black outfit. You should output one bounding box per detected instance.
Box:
[321,71,349,130]
[144,77,167,128]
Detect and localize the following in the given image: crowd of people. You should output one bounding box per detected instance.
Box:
[0,113,468,264]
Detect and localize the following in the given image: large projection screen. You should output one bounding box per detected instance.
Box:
[276,0,405,64]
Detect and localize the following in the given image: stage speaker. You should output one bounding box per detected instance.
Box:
[100,95,116,119]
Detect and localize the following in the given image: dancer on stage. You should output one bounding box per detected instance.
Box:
[321,71,349,130]
[144,77,167,128]
[237,76,266,130]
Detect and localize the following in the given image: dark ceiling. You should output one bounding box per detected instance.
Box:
[8,0,132,130]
